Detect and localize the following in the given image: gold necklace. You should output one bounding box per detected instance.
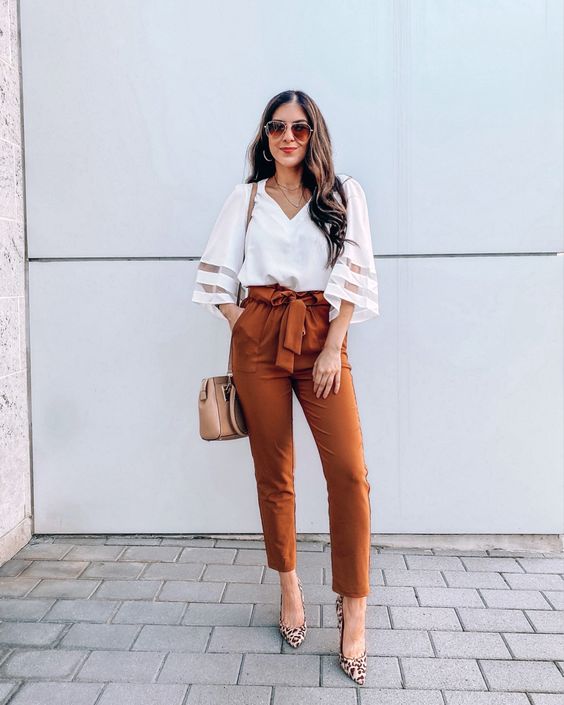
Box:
[273,175,305,209]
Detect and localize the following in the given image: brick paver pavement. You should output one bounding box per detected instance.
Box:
[0,535,562,704]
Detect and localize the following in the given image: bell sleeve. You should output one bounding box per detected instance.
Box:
[323,176,380,324]
[191,182,249,320]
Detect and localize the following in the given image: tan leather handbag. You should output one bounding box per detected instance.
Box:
[198,181,258,441]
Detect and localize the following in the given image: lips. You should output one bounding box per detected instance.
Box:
[281,148,297,153]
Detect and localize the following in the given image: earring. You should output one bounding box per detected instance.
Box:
[263,149,273,162]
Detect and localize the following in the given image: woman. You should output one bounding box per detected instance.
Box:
[192,89,379,685]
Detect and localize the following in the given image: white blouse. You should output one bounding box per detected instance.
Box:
[192,174,379,324]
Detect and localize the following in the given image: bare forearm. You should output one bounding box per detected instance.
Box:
[323,300,354,351]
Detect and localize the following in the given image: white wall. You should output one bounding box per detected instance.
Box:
[21,0,564,534]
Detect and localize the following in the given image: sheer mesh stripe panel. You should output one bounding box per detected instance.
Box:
[195,261,240,297]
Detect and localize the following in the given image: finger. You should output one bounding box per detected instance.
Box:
[316,373,331,398]
[334,369,341,394]
[322,374,335,398]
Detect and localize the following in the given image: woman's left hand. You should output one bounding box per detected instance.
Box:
[312,345,341,398]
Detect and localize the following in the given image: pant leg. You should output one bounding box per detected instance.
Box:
[233,368,296,572]
[292,366,372,597]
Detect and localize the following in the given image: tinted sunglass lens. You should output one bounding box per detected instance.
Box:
[267,121,285,137]
[292,124,311,140]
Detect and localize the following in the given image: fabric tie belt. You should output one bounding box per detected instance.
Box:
[246,285,329,373]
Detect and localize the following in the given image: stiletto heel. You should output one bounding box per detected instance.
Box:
[279,576,307,648]
[335,594,367,685]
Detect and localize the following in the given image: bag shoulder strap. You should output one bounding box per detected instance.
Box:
[236,181,259,306]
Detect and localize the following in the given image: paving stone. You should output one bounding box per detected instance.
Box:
[161,537,215,547]
[502,573,564,590]
[178,547,237,564]
[405,556,465,571]
[444,693,530,704]
[132,624,210,651]
[529,695,564,705]
[61,546,126,562]
[369,554,409,569]
[517,558,564,574]
[525,609,564,634]
[443,571,507,589]
[157,652,242,684]
[93,579,162,600]
[458,608,533,632]
[389,605,462,631]
[112,600,185,625]
[480,659,564,692]
[0,682,18,702]
[183,602,253,627]
[75,650,164,682]
[321,654,401,687]
[503,633,564,660]
[544,592,564,610]
[360,690,444,704]
[239,653,319,686]
[42,598,119,623]
[157,580,224,602]
[233,549,269,566]
[0,621,64,647]
[139,562,203,580]
[366,586,418,606]
[274,685,357,703]
[6,682,103,704]
[219,583,281,605]
[105,536,162,546]
[0,598,55,621]
[118,546,182,562]
[363,629,433,657]
[185,684,272,704]
[80,561,146,579]
[202,564,263,582]
[96,683,187,705]
[27,578,100,599]
[430,630,511,658]
[480,589,552,610]
[19,560,89,579]
[52,536,108,545]
[0,578,40,598]
[0,560,31,577]
[1,649,85,679]
[416,587,483,607]
[207,626,281,653]
[14,544,73,561]
[401,656,485,689]
[214,539,265,550]
[382,569,445,587]
[461,558,524,573]
[59,623,139,649]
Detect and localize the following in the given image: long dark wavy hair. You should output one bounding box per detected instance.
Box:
[245,90,356,269]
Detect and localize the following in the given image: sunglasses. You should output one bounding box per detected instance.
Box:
[264,120,314,142]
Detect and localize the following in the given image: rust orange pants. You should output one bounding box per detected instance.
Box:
[231,284,372,598]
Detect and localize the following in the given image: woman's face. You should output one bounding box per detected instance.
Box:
[267,103,311,168]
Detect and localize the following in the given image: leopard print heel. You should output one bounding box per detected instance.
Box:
[335,594,367,685]
[279,577,307,648]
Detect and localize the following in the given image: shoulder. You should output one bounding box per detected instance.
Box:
[336,173,367,201]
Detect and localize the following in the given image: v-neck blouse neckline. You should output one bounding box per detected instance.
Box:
[259,178,312,223]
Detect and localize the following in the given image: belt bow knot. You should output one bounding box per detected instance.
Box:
[270,288,318,373]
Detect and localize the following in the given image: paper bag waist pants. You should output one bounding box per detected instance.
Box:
[231,283,372,598]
